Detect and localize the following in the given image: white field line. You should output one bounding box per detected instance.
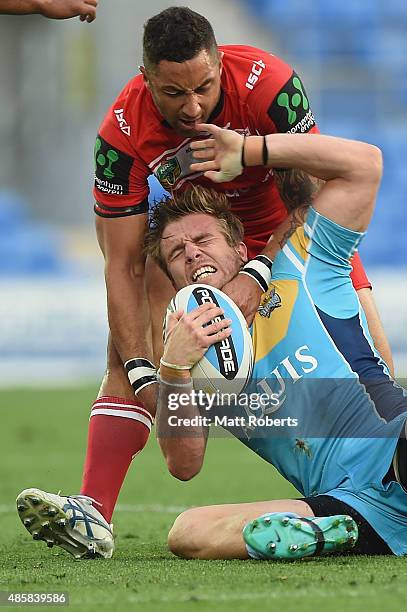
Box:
[0,503,187,515]
[67,590,365,607]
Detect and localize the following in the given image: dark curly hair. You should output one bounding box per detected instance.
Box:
[143,7,218,71]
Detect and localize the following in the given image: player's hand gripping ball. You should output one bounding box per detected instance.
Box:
[164,284,253,395]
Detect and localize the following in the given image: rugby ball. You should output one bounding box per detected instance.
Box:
[164,284,253,396]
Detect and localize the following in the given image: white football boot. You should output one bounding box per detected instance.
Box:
[16,488,114,559]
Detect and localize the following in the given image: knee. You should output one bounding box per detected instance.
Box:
[168,508,208,559]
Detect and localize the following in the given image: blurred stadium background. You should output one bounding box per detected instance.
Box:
[1,6,407,605]
[0,0,406,389]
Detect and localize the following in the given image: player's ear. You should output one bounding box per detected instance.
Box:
[139,66,151,90]
[218,51,224,76]
[236,242,248,265]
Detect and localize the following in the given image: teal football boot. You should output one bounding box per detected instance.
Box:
[243,512,358,560]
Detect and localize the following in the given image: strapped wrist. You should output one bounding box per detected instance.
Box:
[239,255,273,292]
[124,358,157,396]
[159,365,192,384]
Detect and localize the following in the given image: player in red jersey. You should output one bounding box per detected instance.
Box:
[0,0,98,21]
[16,6,393,559]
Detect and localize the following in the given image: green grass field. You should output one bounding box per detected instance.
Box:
[1,387,406,611]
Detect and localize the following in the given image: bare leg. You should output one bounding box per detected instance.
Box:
[98,333,135,399]
[145,256,176,364]
[168,499,314,559]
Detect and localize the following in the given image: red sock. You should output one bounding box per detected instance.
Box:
[80,396,152,522]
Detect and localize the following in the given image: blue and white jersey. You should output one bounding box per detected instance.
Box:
[222,208,407,552]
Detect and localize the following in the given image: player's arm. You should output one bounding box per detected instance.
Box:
[156,306,231,480]
[192,127,381,231]
[266,134,381,232]
[96,212,157,414]
[270,166,394,375]
[254,135,395,373]
[0,0,97,21]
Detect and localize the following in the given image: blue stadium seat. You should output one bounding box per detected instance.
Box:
[0,189,69,276]
[0,226,67,276]
[0,189,27,233]
[318,90,379,125]
[315,0,380,25]
[379,0,407,20]
[261,0,316,26]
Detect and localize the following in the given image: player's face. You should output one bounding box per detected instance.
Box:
[161,214,247,289]
[141,49,222,137]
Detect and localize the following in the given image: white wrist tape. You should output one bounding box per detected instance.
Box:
[239,255,273,292]
[125,358,157,395]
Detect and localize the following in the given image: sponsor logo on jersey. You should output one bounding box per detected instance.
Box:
[258,287,282,318]
[192,287,239,379]
[268,72,316,134]
[156,157,182,189]
[94,135,133,195]
[242,345,319,437]
[152,141,197,191]
[257,345,318,407]
[114,108,131,136]
[245,59,266,90]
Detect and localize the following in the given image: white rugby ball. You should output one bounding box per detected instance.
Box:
[164,284,253,396]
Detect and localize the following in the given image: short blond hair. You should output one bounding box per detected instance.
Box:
[145,185,244,276]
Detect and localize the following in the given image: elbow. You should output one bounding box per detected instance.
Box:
[158,435,206,481]
[167,459,203,481]
[368,145,383,183]
[360,144,383,185]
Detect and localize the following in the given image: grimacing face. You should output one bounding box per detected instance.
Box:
[141,49,223,137]
[160,213,247,290]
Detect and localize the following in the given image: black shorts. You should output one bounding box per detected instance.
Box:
[300,494,393,555]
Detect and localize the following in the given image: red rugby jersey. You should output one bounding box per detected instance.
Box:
[93,44,369,289]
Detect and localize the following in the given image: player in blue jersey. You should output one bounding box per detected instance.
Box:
[146,127,407,560]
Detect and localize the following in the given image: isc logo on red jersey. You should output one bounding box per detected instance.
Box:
[114,109,131,136]
[245,59,266,90]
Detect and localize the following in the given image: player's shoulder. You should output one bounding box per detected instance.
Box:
[221,45,316,134]
[98,73,159,153]
[220,44,294,94]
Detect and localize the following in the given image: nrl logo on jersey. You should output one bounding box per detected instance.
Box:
[156,157,182,189]
[258,287,281,318]
[114,108,131,136]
